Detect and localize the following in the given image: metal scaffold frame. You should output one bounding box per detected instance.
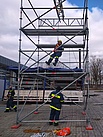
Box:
[16,0,91,129]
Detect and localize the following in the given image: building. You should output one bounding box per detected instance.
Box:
[0,55,18,100]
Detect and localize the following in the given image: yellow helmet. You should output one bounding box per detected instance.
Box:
[58,40,62,43]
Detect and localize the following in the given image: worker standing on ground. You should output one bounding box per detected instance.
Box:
[49,86,64,126]
[4,86,17,112]
[46,40,64,66]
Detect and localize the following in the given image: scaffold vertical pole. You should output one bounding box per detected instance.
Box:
[34,19,40,114]
[16,0,23,125]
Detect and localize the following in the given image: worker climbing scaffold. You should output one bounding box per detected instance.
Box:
[45,40,64,66]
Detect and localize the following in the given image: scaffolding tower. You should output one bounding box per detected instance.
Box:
[16,0,91,129]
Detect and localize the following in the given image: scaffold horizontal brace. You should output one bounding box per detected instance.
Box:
[36,44,85,48]
[21,120,86,123]
[21,72,85,75]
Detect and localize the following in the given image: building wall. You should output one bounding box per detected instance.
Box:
[0,79,4,100]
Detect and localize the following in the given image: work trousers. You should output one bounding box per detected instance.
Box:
[49,108,61,121]
[6,97,15,109]
[48,52,62,65]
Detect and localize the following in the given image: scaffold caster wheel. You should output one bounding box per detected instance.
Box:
[34,111,39,114]
[11,124,21,129]
[82,111,86,115]
[86,125,93,130]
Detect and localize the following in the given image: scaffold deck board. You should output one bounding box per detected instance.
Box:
[36,44,85,48]
[21,28,86,36]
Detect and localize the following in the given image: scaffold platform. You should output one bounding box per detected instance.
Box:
[21,28,86,36]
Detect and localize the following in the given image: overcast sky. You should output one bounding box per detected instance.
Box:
[0,0,103,66]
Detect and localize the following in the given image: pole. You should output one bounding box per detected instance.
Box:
[16,0,23,124]
[34,19,40,114]
[79,49,81,69]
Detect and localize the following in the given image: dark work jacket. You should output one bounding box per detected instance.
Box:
[54,44,64,52]
[7,89,15,99]
[49,90,64,111]
[53,44,64,57]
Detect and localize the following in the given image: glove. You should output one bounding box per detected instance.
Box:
[52,49,56,52]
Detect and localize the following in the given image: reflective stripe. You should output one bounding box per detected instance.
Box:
[50,56,53,59]
[55,56,59,58]
[50,105,60,111]
[13,105,17,109]
[6,108,10,110]
[9,90,13,92]
[51,94,60,99]
[60,100,64,102]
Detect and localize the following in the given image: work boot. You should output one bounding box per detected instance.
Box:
[54,122,58,126]
[14,107,17,112]
[4,109,9,112]
[49,122,53,125]
[53,62,56,66]
[13,106,17,112]
[45,61,50,66]
[14,108,17,112]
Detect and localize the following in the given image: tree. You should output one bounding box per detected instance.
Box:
[90,56,103,89]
